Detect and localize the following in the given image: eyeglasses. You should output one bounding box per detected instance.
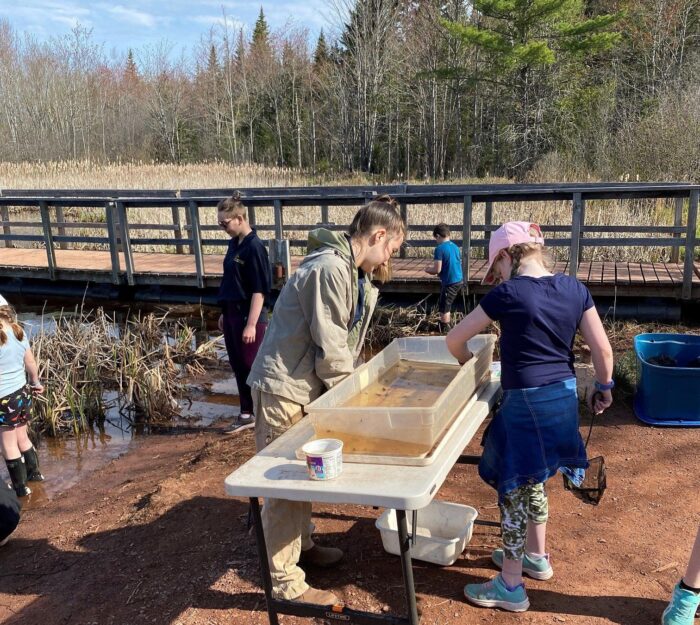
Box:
[218,218,233,228]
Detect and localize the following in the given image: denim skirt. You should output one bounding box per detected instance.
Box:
[478,378,588,501]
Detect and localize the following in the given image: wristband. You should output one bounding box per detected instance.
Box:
[594,379,615,392]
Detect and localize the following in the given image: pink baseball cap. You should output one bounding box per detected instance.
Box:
[483,221,545,285]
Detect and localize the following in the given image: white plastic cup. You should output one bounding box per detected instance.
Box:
[301,438,343,481]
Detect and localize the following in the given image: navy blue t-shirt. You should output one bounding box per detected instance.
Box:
[479,273,594,390]
[218,230,272,306]
[434,240,463,286]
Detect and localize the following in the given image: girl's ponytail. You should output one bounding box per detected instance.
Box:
[0,305,23,346]
[508,242,554,279]
[349,194,406,239]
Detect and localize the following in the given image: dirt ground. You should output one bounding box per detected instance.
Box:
[0,385,698,625]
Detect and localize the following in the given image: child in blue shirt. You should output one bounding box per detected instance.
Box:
[446,221,614,613]
[0,299,44,497]
[425,223,463,331]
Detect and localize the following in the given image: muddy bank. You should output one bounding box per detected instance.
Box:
[0,395,698,625]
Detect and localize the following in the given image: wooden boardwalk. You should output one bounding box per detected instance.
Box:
[1,248,698,299]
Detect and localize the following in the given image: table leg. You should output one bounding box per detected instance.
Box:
[396,509,420,625]
[249,497,279,625]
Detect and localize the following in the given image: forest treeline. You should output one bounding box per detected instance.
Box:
[0,0,699,181]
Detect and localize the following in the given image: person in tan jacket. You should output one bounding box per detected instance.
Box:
[247,195,405,606]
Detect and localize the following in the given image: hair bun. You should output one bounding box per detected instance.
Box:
[374,194,399,209]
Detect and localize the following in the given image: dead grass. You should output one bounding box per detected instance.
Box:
[29,307,221,436]
[0,161,691,261]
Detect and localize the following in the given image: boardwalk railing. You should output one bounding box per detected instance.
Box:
[0,183,698,299]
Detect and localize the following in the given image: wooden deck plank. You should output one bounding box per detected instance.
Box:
[628,262,646,286]
[577,261,591,282]
[616,262,631,286]
[588,261,604,286]
[657,262,677,285]
[666,262,685,284]
[470,260,489,281]
[652,262,674,286]
[1,248,698,296]
[602,262,617,286]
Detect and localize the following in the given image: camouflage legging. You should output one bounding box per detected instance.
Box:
[499,483,549,560]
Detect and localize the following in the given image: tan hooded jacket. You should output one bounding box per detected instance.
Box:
[247,228,378,405]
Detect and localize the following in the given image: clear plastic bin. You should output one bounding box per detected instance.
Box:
[305,335,495,452]
[375,500,478,566]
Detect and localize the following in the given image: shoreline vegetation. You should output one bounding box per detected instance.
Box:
[22,300,698,439]
[28,308,220,437]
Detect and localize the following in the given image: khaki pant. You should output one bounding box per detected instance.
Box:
[253,388,315,600]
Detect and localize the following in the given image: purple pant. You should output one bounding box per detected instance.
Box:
[222,308,267,415]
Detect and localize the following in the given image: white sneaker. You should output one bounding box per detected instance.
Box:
[224,413,255,434]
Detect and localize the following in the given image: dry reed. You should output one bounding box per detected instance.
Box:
[0,161,694,262]
[29,308,220,436]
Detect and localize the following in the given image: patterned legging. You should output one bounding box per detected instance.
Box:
[500,483,549,560]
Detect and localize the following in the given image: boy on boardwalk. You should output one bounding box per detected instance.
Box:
[217,194,272,433]
[425,223,463,331]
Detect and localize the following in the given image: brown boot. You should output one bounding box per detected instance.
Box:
[299,544,344,568]
[291,586,339,606]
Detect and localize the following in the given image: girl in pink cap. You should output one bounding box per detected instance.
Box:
[446,221,614,612]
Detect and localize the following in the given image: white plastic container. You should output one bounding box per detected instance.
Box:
[375,500,478,566]
[301,438,343,480]
[305,335,495,453]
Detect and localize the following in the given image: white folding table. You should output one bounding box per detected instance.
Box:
[224,380,501,625]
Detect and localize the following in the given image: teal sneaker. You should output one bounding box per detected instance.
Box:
[464,574,530,612]
[492,549,553,580]
[662,582,700,625]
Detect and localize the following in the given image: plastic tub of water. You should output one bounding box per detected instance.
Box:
[633,333,700,426]
[375,500,478,566]
[305,335,495,456]
[301,438,343,480]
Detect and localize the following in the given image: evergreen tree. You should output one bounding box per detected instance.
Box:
[251,7,271,56]
[442,0,622,174]
[313,30,330,67]
[124,48,139,82]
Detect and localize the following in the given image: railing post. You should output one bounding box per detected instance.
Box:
[105,201,121,285]
[55,204,67,250]
[183,205,194,254]
[39,201,56,281]
[1,206,13,248]
[116,201,135,286]
[671,197,684,264]
[569,193,584,277]
[248,204,257,227]
[400,202,408,258]
[171,205,184,254]
[273,199,283,242]
[320,204,329,225]
[462,195,473,292]
[484,200,493,260]
[682,190,698,300]
[188,200,205,289]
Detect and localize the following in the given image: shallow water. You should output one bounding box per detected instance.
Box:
[341,360,460,408]
[0,372,241,508]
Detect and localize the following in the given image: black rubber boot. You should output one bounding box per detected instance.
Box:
[5,458,31,497]
[23,447,44,482]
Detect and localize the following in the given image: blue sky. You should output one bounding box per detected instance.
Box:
[0,0,334,59]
